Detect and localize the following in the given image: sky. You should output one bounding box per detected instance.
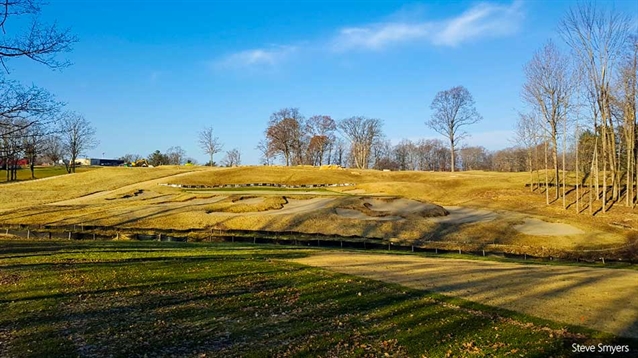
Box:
[8,0,638,164]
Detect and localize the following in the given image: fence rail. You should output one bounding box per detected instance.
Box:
[1,224,636,266]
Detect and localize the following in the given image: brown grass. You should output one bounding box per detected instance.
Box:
[0,166,635,250]
[204,195,288,213]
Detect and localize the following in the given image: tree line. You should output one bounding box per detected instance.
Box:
[259,84,482,171]
[515,2,636,212]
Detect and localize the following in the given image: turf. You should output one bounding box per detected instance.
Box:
[0,166,98,183]
[0,239,628,357]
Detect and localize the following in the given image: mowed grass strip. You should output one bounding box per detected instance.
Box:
[0,240,626,358]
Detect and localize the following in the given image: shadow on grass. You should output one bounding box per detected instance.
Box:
[1,240,636,357]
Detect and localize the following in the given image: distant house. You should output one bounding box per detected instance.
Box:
[0,158,29,169]
[78,158,125,167]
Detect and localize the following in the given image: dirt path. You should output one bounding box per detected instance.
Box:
[292,252,638,338]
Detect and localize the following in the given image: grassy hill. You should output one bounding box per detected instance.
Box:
[0,165,634,253]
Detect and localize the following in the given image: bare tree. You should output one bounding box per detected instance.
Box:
[198,126,223,167]
[522,41,574,201]
[59,112,98,173]
[331,137,347,167]
[222,148,241,167]
[459,146,491,171]
[0,0,74,180]
[560,2,631,212]
[426,86,482,172]
[306,115,336,165]
[338,116,383,169]
[0,0,76,72]
[166,146,186,165]
[256,139,273,165]
[265,108,305,166]
[41,134,63,165]
[515,112,540,191]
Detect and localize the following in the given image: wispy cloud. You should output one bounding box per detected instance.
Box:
[217,45,296,69]
[333,0,524,50]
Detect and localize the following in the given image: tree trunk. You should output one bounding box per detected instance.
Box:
[562,118,566,209]
[575,124,580,213]
[449,137,455,173]
[545,139,549,205]
[552,136,559,200]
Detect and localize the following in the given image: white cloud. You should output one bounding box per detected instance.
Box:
[333,0,524,50]
[335,23,432,50]
[217,45,296,68]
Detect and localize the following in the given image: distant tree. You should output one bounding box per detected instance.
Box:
[59,112,98,173]
[491,147,527,172]
[393,139,416,171]
[426,85,482,172]
[338,116,383,169]
[222,148,241,167]
[266,108,305,166]
[514,112,541,191]
[331,137,347,167]
[306,115,336,165]
[255,139,273,166]
[198,126,223,167]
[119,153,142,163]
[459,146,491,171]
[166,146,186,165]
[22,124,46,179]
[147,150,169,166]
[41,135,63,165]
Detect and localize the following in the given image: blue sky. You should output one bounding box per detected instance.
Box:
[9,0,638,164]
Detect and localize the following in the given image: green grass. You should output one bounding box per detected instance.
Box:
[0,240,632,357]
[0,166,99,183]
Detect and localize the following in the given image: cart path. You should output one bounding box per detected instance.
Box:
[292,252,638,338]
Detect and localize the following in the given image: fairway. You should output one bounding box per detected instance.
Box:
[1,240,631,357]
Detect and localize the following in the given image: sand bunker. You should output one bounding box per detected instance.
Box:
[364,198,446,217]
[431,206,498,224]
[233,196,265,205]
[514,218,584,236]
[335,208,403,221]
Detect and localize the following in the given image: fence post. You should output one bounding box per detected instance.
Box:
[27,229,30,239]
[93,233,96,240]
[482,250,485,257]
[68,232,71,240]
[388,243,391,251]
[5,228,8,235]
[411,245,414,252]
